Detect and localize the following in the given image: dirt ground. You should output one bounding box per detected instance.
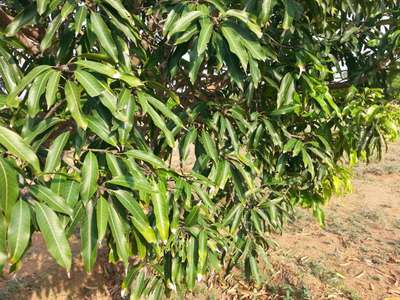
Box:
[0,143,399,300]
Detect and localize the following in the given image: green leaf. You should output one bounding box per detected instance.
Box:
[90,12,119,62]
[74,69,104,97]
[23,117,62,144]
[221,23,249,70]
[224,9,262,38]
[34,202,72,272]
[5,7,36,37]
[0,56,17,92]
[44,132,70,173]
[151,181,170,242]
[45,70,61,107]
[81,200,97,272]
[65,80,88,129]
[197,231,208,278]
[107,201,129,266]
[96,196,109,242]
[74,6,88,36]
[0,125,41,172]
[76,60,120,79]
[112,190,157,243]
[107,176,154,193]
[186,236,197,290]
[168,11,203,38]
[40,14,63,52]
[0,157,19,219]
[30,185,73,216]
[137,92,175,147]
[126,149,166,169]
[179,127,197,161]
[27,70,51,117]
[197,17,213,55]
[277,73,295,108]
[80,152,99,204]
[138,91,183,128]
[7,200,31,263]
[86,114,118,147]
[200,130,218,162]
[51,176,80,207]
[6,65,52,107]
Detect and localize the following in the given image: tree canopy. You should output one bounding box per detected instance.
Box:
[0,0,399,298]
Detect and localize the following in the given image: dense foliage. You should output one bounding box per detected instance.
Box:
[0,0,399,298]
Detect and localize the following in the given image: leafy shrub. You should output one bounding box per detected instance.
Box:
[0,0,399,298]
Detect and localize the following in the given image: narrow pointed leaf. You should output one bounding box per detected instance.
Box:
[96,196,109,242]
[34,202,72,272]
[65,80,88,129]
[151,182,169,242]
[45,70,61,107]
[90,12,119,62]
[44,132,70,173]
[0,158,19,219]
[0,126,41,172]
[80,152,98,204]
[81,200,97,272]
[30,185,73,216]
[108,202,129,266]
[112,190,157,243]
[7,200,31,263]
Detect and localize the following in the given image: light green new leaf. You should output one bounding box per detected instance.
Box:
[277,73,295,108]
[7,200,31,263]
[112,190,157,243]
[0,125,41,172]
[40,14,63,52]
[80,152,98,204]
[96,196,109,242]
[0,157,19,219]
[34,202,72,272]
[65,80,88,129]
[151,182,169,242]
[81,200,97,272]
[90,12,119,62]
[107,202,129,266]
[45,70,61,107]
[44,132,70,173]
[30,185,73,216]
